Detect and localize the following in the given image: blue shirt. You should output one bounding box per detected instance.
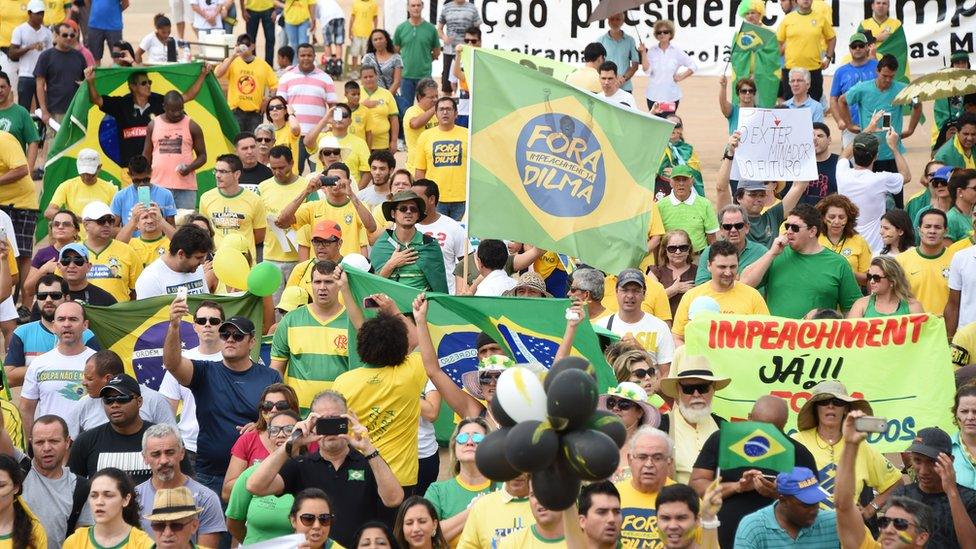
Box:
[784,96,825,123]
[88,0,124,31]
[598,32,639,92]
[5,321,99,368]
[110,184,177,231]
[844,79,908,161]
[734,503,839,548]
[829,59,878,125]
[954,430,976,491]
[727,104,740,135]
[188,359,282,475]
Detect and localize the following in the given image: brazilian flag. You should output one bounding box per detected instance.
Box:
[718,421,795,473]
[38,63,238,240]
[731,22,781,108]
[84,293,263,391]
[860,24,909,83]
[468,49,673,274]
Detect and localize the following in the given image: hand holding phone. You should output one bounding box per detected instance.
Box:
[175,286,188,302]
[138,186,151,207]
[880,113,892,131]
[363,297,379,309]
[854,416,888,434]
[316,416,349,436]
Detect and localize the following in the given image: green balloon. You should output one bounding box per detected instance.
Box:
[247,262,283,297]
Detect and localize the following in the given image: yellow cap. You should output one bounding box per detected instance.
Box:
[277,286,309,312]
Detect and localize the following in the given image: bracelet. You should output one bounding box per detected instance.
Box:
[701,517,720,529]
[364,450,381,461]
[722,153,734,161]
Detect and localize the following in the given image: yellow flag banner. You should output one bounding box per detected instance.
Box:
[685,313,954,452]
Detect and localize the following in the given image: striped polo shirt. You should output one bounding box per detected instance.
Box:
[734,503,840,547]
[270,305,350,411]
[277,67,339,135]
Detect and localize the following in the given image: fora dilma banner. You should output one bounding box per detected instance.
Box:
[390,0,975,77]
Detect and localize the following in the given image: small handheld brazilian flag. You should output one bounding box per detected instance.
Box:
[718,421,795,473]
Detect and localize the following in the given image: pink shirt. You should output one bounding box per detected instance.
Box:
[150,114,197,191]
[230,430,272,465]
[277,66,338,135]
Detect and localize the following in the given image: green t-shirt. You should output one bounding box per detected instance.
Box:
[763,247,862,318]
[270,305,350,411]
[393,20,441,79]
[905,189,931,232]
[695,239,769,285]
[844,79,908,161]
[748,203,785,249]
[425,476,497,521]
[656,194,719,252]
[0,104,41,152]
[225,465,295,545]
[948,206,974,243]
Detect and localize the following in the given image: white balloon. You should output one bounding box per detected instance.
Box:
[341,253,371,272]
[495,366,548,423]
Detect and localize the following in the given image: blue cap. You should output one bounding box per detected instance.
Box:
[932,166,955,182]
[776,467,829,505]
[59,243,89,261]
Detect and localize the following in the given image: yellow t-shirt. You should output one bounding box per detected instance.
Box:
[639,201,667,269]
[128,235,170,268]
[83,239,142,302]
[600,274,673,321]
[496,527,563,549]
[0,400,24,449]
[62,527,154,549]
[294,199,368,257]
[331,352,427,485]
[50,176,118,217]
[953,321,976,368]
[0,131,36,209]
[350,0,378,38]
[244,0,273,11]
[226,57,278,112]
[0,1,27,48]
[274,124,300,165]
[368,201,393,243]
[0,512,46,548]
[42,0,69,25]
[615,478,697,548]
[859,17,902,44]
[348,104,370,142]
[258,175,309,262]
[856,526,882,549]
[415,125,468,203]
[404,104,437,174]
[199,187,268,262]
[361,86,397,150]
[282,0,313,25]
[286,258,315,295]
[776,9,836,70]
[895,247,953,315]
[565,66,601,94]
[672,282,769,337]
[456,490,533,549]
[791,429,902,509]
[819,234,873,276]
[307,132,372,185]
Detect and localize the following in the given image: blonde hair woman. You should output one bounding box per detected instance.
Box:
[639,19,697,112]
[613,349,663,401]
[847,256,923,318]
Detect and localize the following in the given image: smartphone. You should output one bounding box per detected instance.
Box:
[362,297,379,309]
[854,416,888,434]
[333,108,343,122]
[138,186,151,207]
[321,175,339,187]
[175,286,188,302]
[316,416,348,436]
[880,113,892,131]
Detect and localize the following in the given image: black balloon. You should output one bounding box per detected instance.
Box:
[488,394,517,427]
[561,429,621,481]
[586,410,628,449]
[544,356,595,392]
[547,368,599,431]
[505,420,559,472]
[531,459,582,511]
[475,427,520,481]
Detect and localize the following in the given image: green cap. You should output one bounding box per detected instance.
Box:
[951,51,971,63]
[852,132,879,155]
[670,165,696,180]
[848,32,868,46]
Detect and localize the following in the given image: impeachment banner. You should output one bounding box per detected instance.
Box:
[393,0,976,77]
[685,313,955,453]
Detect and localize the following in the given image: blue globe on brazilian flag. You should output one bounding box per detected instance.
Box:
[719,421,795,472]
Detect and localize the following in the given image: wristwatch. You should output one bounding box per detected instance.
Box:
[364,450,381,461]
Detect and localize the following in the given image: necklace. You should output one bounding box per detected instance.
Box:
[815,431,838,463]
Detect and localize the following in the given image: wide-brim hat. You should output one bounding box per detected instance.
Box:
[659,354,731,399]
[460,355,546,401]
[503,272,552,297]
[597,381,661,428]
[143,487,201,521]
[796,380,873,431]
[381,191,427,222]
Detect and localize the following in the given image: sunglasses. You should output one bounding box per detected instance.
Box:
[722,222,746,231]
[850,43,866,49]
[605,397,636,411]
[397,205,419,214]
[815,397,849,408]
[51,220,75,228]
[268,424,296,437]
[666,244,690,253]
[878,517,914,531]
[195,317,222,326]
[104,394,136,405]
[260,400,291,412]
[930,179,948,188]
[655,30,671,35]
[36,292,64,301]
[60,32,77,38]
[219,331,247,342]
[150,520,191,533]
[784,223,806,233]
[131,177,152,184]
[631,367,654,379]
[298,513,333,527]
[680,382,712,395]
[464,38,479,44]
[88,216,115,226]
[59,257,86,267]
[479,371,502,383]
[455,432,485,445]
[321,149,341,156]
[136,80,152,86]
[866,273,887,283]
[738,88,756,94]
[268,104,286,111]
[255,137,274,143]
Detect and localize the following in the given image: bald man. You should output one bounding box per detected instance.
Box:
[143,91,208,210]
[688,396,819,548]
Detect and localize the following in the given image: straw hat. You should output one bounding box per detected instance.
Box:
[796,380,872,431]
[143,487,201,522]
[659,355,731,399]
[597,382,661,428]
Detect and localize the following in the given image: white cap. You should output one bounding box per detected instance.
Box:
[27,0,45,13]
[316,135,343,152]
[340,253,370,272]
[81,201,113,221]
[76,148,101,175]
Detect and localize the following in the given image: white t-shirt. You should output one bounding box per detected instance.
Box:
[475,269,516,296]
[448,58,470,116]
[603,88,635,109]
[21,347,97,438]
[138,32,169,64]
[157,346,221,453]
[950,244,976,329]
[317,0,343,24]
[356,186,388,209]
[418,214,467,294]
[192,0,223,31]
[10,23,53,78]
[135,257,208,299]
[418,380,438,459]
[836,160,904,254]
[593,312,676,364]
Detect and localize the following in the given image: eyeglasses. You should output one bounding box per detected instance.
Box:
[255,137,274,143]
[455,432,485,445]
[680,382,712,395]
[464,38,479,44]
[655,30,672,36]
[878,517,915,531]
[815,397,849,408]
[195,316,221,326]
[479,371,502,384]
[298,513,333,527]
[59,257,86,267]
[605,397,636,411]
[104,394,136,405]
[213,168,232,175]
[51,220,75,228]
[37,291,65,301]
[88,216,115,226]
[219,331,247,342]
[268,424,296,437]
[321,149,341,156]
[268,104,286,111]
[136,80,152,87]
[721,222,746,231]
[568,286,585,294]
[632,453,669,464]
[131,177,152,184]
[150,520,191,533]
[397,205,419,214]
[60,32,76,38]
[738,88,756,94]
[784,223,807,233]
[631,367,654,379]
[666,244,690,253]
[260,400,291,412]
[866,273,887,283]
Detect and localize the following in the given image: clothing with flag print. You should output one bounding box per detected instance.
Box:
[859,18,909,83]
[935,134,976,169]
[659,141,703,196]
[270,305,350,411]
[730,22,780,108]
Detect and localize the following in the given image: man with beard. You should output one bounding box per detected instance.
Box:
[72,349,174,434]
[5,274,99,388]
[50,244,117,308]
[594,268,674,374]
[23,415,94,548]
[135,423,224,547]
[134,225,213,299]
[658,357,731,483]
[357,150,396,208]
[371,190,448,293]
[614,426,678,547]
[735,466,840,546]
